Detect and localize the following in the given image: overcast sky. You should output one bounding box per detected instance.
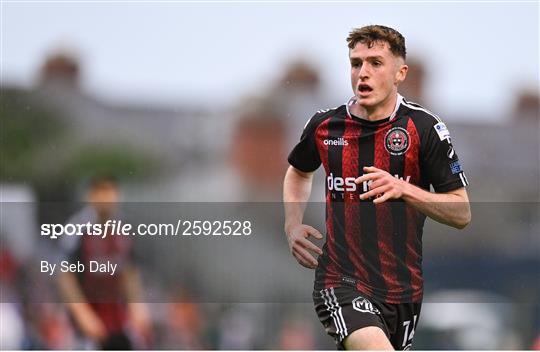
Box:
[2,1,538,120]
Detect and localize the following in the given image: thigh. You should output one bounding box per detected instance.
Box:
[343,326,393,350]
[313,287,389,350]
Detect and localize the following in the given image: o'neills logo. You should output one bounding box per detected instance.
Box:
[323,137,349,146]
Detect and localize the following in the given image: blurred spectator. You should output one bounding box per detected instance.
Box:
[57,175,151,349]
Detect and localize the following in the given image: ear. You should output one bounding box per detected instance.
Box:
[395,63,408,85]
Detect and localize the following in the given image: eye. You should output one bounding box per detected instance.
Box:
[373,60,382,67]
[351,61,361,68]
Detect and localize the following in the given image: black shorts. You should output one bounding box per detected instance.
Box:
[313,286,421,350]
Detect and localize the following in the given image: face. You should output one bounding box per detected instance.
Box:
[349,41,408,109]
[87,182,119,218]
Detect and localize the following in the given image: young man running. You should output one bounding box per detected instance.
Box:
[283,25,470,350]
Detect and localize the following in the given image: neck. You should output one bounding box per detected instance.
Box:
[351,92,398,121]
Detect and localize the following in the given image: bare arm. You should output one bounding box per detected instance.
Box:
[356,166,471,229]
[283,166,314,231]
[283,166,323,269]
[401,183,470,229]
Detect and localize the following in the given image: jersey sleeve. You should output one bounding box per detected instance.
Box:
[421,120,469,193]
[287,113,323,172]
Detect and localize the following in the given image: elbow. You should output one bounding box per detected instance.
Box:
[453,219,470,230]
[452,207,471,229]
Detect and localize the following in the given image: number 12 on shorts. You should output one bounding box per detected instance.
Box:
[402,315,418,348]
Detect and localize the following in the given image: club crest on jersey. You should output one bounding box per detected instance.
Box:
[352,296,380,315]
[384,127,410,156]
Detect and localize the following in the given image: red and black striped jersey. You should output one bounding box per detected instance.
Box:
[288,94,469,304]
[64,208,133,333]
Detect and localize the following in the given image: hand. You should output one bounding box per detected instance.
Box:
[355,166,407,204]
[285,224,323,269]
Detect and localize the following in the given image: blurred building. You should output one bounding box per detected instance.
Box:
[399,57,427,105]
[1,48,539,350]
[3,52,230,189]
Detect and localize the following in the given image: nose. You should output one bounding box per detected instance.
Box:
[358,63,370,80]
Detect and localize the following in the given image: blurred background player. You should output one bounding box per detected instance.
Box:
[57,175,151,349]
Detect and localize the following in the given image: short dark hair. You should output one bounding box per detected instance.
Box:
[347,25,406,60]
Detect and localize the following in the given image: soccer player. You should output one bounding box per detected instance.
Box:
[283,25,471,350]
[58,176,151,349]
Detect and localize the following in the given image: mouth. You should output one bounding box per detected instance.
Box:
[357,83,373,96]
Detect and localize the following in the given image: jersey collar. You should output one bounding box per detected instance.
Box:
[346,93,404,122]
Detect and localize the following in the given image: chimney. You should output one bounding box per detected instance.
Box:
[40,52,80,88]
